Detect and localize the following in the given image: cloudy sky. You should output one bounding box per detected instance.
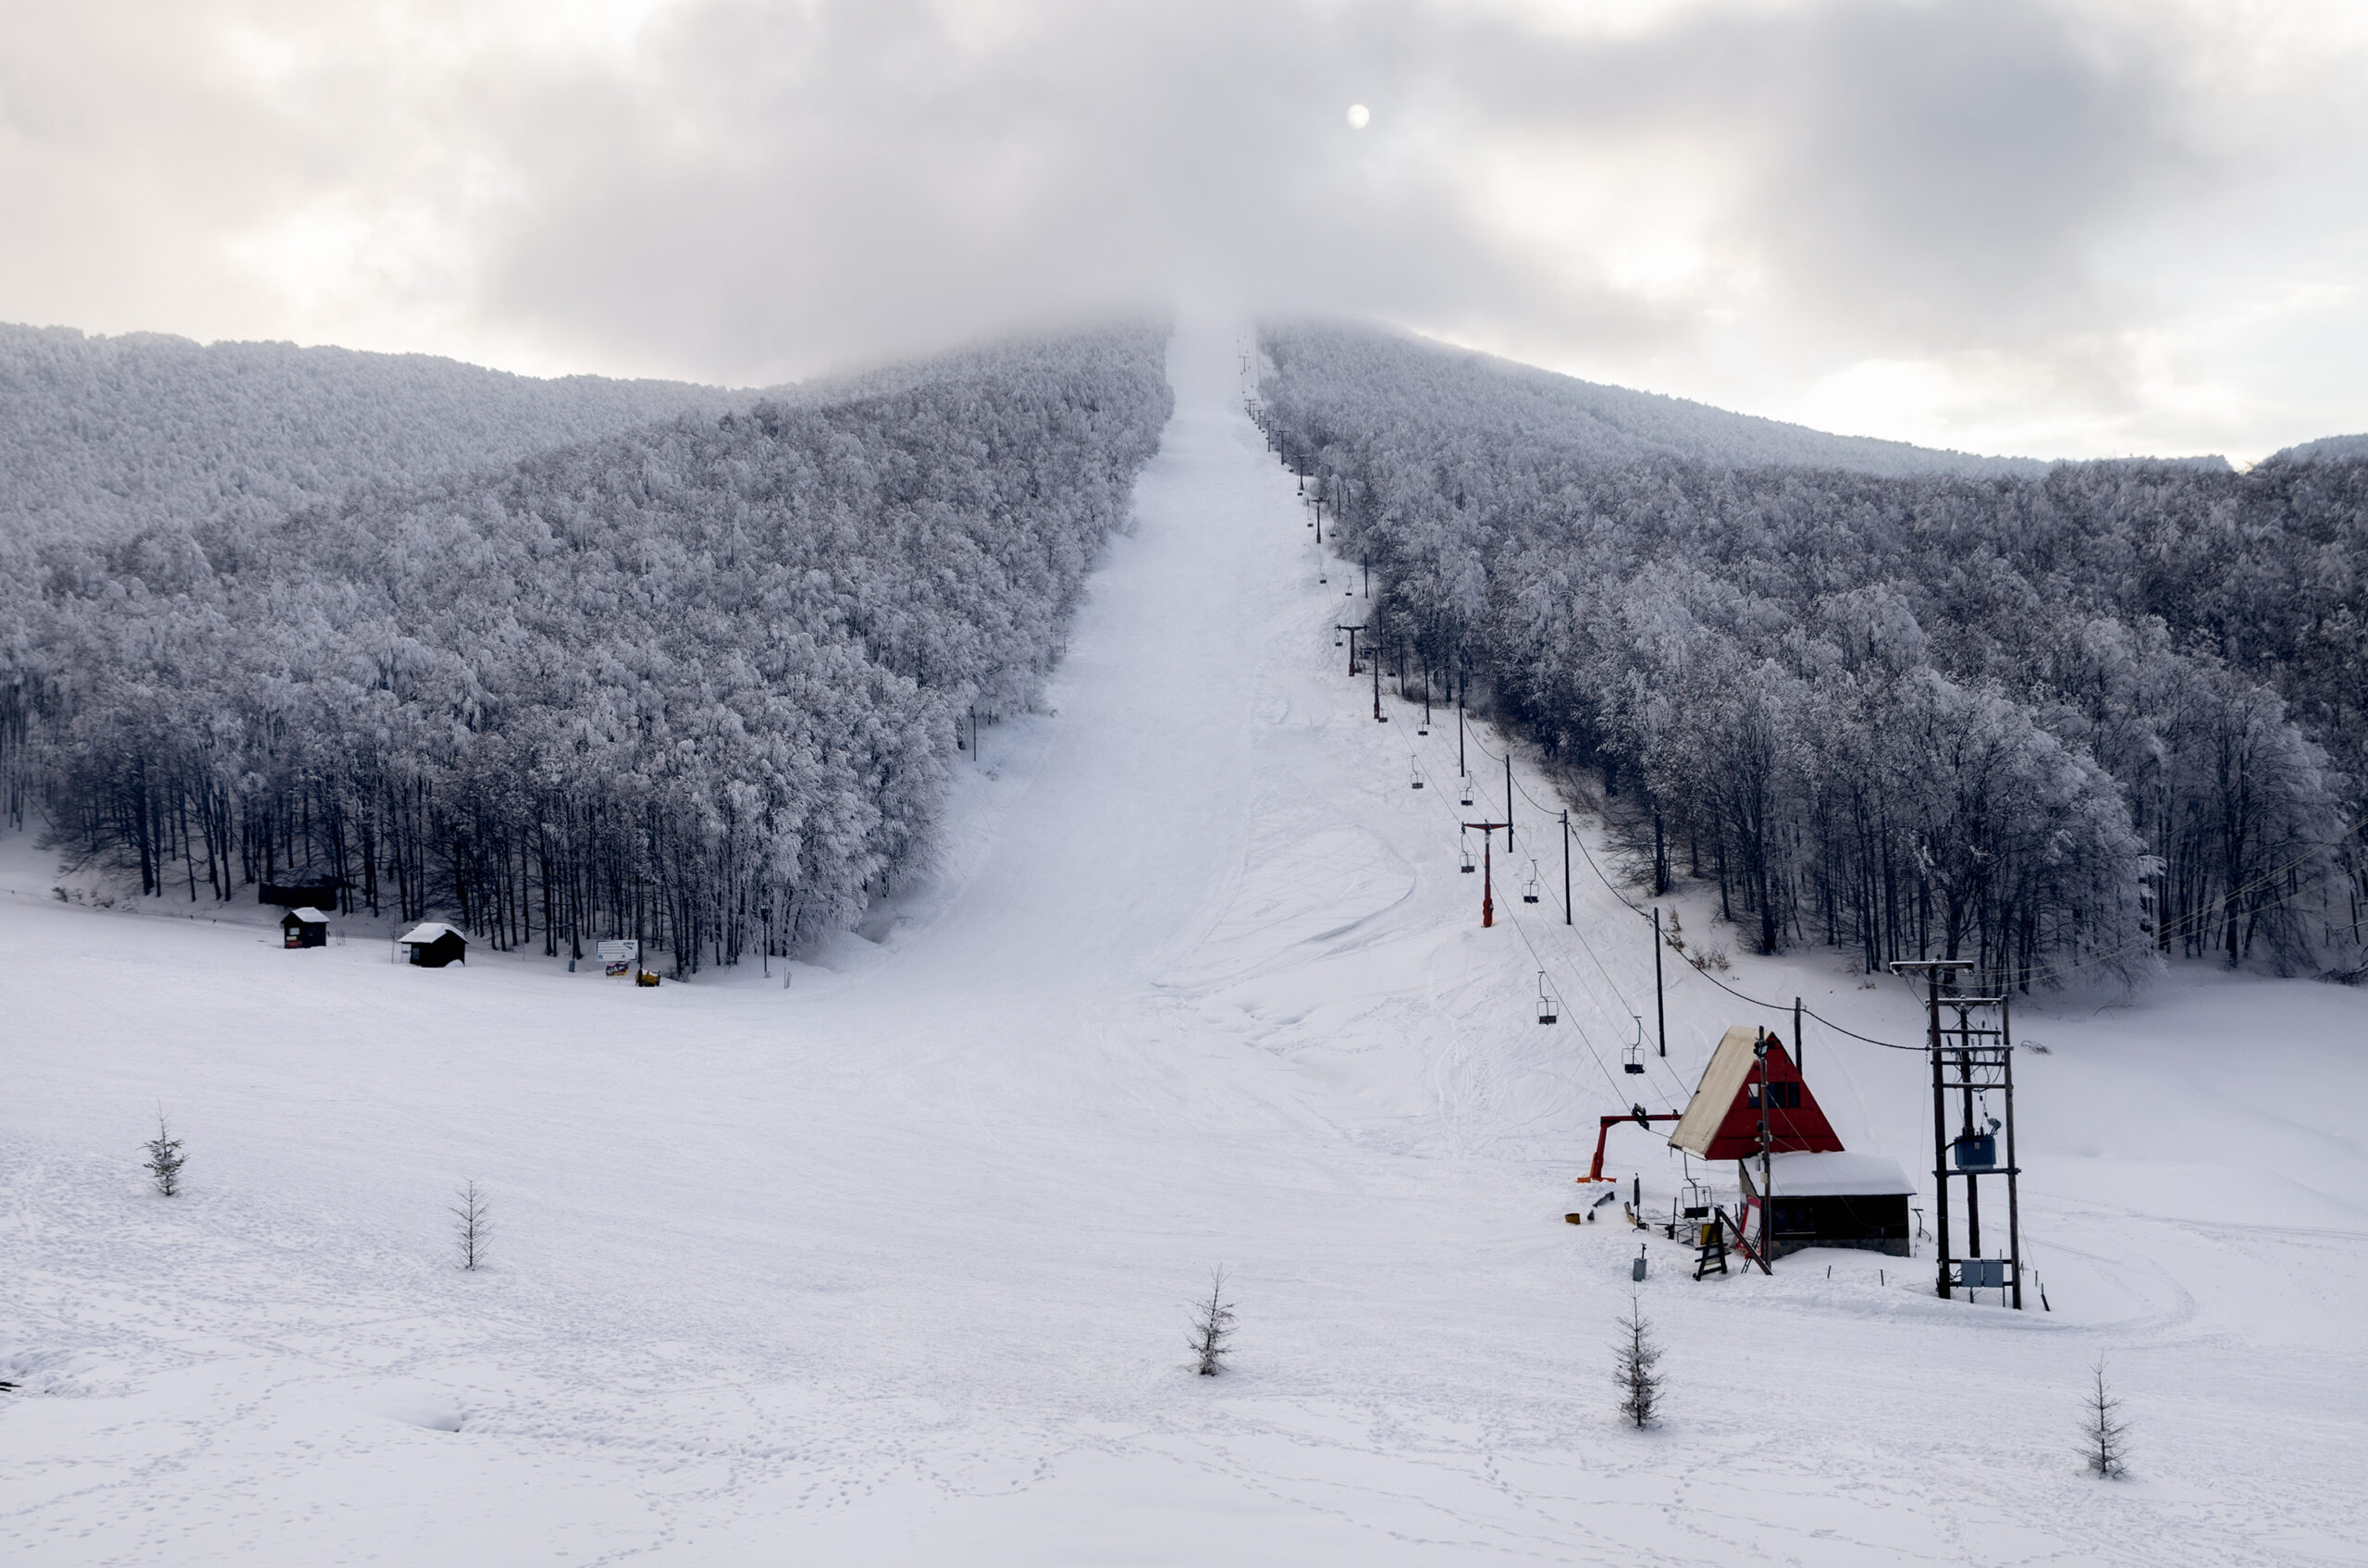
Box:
[3,0,2362,461]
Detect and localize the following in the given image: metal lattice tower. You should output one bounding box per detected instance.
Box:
[1890,960,2024,1309]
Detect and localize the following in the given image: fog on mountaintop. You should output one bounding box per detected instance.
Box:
[3,0,2364,459]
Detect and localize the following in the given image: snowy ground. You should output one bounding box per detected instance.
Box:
[4,322,2365,1565]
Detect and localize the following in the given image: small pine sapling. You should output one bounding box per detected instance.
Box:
[1614,1290,1663,1428]
[1190,1266,1236,1377]
[143,1109,185,1197]
[2082,1357,2129,1478]
[452,1181,492,1271]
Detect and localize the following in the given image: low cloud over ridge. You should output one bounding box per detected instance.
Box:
[2,0,2361,460]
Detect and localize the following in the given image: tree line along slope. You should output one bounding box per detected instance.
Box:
[1255,319,2364,991]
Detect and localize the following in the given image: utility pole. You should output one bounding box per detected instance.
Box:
[1462,821,1509,928]
[1560,810,1572,925]
[1372,649,1387,722]
[1794,995,1804,1078]
[1753,1029,1774,1270]
[1338,623,1363,677]
[1363,556,1369,599]
[1652,907,1667,1057]
[1457,699,1465,778]
[1504,754,1514,856]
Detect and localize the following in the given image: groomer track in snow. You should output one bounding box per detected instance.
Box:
[3,322,2364,1566]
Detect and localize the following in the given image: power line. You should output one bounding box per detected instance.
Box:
[1400,711,1697,1105]
[1421,696,1929,1054]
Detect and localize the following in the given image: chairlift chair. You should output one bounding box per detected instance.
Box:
[1536,972,1558,1026]
[1522,860,1541,904]
[1459,832,1476,874]
[1410,759,1424,791]
[1622,1015,1647,1075]
[1680,1175,1712,1221]
[1459,775,1474,807]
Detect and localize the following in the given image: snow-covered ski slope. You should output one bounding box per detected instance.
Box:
[5,321,2365,1566]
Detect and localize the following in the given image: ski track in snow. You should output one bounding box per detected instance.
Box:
[3,321,2365,1565]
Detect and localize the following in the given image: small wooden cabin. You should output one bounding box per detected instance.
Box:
[398,921,468,968]
[281,907,328,949]
[1668,1026,1844,1162]
[1740,1151,1913,1259]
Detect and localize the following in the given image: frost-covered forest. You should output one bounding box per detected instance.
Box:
[1,325,1172,969]
[1257,322,2363,988]
[0,324,763,545]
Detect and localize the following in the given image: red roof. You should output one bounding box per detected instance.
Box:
[1669,1027,1844,1162]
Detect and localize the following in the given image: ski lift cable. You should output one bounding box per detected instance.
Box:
[1329,585,1914,1058]
[1498,868,1698,1106]
[1449,688,2368,1035]
[1412,713,1653,1026]
[1401,710,1828,1080]
[1414,765,1696,1105]
[1412,710,1664,1011]
[1401,745,1642,1103]
[1536,786,1930,1052]
[1945,820,2368,990]
[1412,694,1914,1049]
[1403,711,1697,1101]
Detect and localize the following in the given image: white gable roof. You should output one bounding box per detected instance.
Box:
[1669,1025,1762,1157]
[399,922,463,945]
[285,907,328,924]
[1761,1151,1914,1197]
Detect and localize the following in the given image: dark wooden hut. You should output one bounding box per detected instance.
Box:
[398,921,468,968]
[1739,1152,1914,1259]
[280,907,328,949]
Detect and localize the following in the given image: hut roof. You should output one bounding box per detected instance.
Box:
[284,907,328,925]
[1673,1027,1755,1154]
[1668,1024,1844,1161]
[1759,1151,1913,1197]
[398,922,464,945]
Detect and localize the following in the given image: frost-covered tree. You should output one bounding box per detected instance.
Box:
[452,1181,491,1272]
[1614,1290,1663,1428]
[2082,1358,2130,1478]
[1190,1267,1236,1377]
[2,326,1172,972]
[1254,318,2364,990]
[142,1109,184,1197]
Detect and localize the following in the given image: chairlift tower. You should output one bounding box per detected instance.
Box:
[1461,821,1509,927]
[1890,959,2024,1308]
[1338,623,1363,677]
